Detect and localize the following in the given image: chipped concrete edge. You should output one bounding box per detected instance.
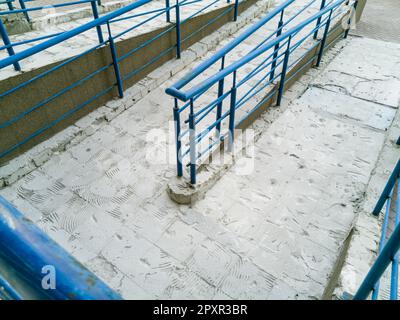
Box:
[330,106,400,300]
[0,0,274,189]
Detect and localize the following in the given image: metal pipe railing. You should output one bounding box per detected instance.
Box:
[167,0,347,101]
[0,0,151,70]
[354,159,400,300]
[0,0,244,162]
[166,0,355,184]
[0,195,122,300]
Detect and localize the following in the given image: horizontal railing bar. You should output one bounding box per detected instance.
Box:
[166,0,346,101]
[0,0,97,15]
[354,208,400,300]
[168,0,295,95]
[181,4,234,43]
[0,84,114,159]
[0,39,104,99]
[0,31,64,51]
[0,195,121,299]
[0,0,151,69]
[0,273,23,300]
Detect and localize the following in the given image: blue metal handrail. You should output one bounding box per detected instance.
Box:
[0,0,240,71]
[0,0,101,22]
[354,159,400,300]
[0,195,122,299]
[166,0,355,184]
[0,0,106,56]
[0,0,241,161]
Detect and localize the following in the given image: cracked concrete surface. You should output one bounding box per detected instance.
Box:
[0,1,399,300]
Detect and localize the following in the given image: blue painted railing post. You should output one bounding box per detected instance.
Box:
[0,274,23,300]
[165,0,171,22]
[344,0,358,38]
[270,9,284,81]
[233,0,239,21]
[228,72,237,152]
[175,0,181,59]
[90,0,104,44]
[390,183,400,300]
[315,9,332,67]
[313,0,326,39]
[354,222,400,300]
[107,22,123,98]
[189,99,196,184]
[216,55,225,135]
[6,0,14,11]
[373,160,400,216]
[18,0,30,22]
[173,98,183,177]
[276,35,291,106]
[371,189,393,300]
[0,20,21,71]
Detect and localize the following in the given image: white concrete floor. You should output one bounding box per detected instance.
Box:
[0,0,399,299]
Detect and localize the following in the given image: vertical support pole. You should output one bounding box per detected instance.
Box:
[18,0,30,22]
[396,136,400,145]
[0,20,21,71]
[315,9,332,68]
[313,0,326,39]
[373,160,400,216]
[276,35,291,107]
[173,99,183,177]
[390,180,400,300]
[165,0,171,22]
[175,0,181,59]
[188,99,196,184]
[91,0,104,44]
[216,55,225,135]
[233,0,239,21]
[372,190,393,300]
[270,9,284,81]
[344,0,359,38]
[107,22,123,98]
[6,0,14,11]
[228,71,237,152]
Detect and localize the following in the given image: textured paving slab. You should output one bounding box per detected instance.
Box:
[350,0,400,44]
[312,37,400,108]
[0,3,398,300]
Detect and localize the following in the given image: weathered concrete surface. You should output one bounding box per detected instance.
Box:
[329,0,400,297]
[0,0,266,165]
[0,1,395,300]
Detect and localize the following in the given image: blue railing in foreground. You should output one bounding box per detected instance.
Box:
[0,0,240,161]
[0,195,122,299]
[166,0,356,184]
[354,159,400,300]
